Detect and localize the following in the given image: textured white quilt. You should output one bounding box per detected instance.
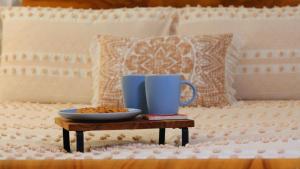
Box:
[0,101,299,159]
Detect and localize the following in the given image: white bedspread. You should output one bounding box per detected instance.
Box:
[0,101,299,159]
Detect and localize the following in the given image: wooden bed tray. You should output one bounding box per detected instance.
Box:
[2,0,299,168]
[55,117,194,152]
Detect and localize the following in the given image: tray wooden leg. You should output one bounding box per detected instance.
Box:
[76,131,84,152]
[62,128,71,153]
[159,128,165,145]
[182,127,189,146]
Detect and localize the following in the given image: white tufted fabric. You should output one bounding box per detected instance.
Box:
[0,2,19,55]
[177,5,300,100]
[0,7,5,54]
[0,7,176,104]
[0,101,299,159]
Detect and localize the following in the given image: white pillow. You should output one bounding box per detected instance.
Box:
[0,7,3,54]
[0,7,176,103]
[177,5,300,100]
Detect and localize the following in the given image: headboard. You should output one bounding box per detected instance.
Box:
[23,0,300,9]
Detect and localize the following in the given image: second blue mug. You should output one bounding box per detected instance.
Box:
[145,74,196,115]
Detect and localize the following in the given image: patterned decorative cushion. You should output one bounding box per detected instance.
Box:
[0,7,176,103]
[177,5,300,100]
[91,34,240,107]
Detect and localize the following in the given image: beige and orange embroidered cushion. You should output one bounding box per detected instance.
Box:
[177,5,300,100]
[0,7,176,103]
[92,34,240,107]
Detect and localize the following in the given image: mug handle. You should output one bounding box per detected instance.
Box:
[180,80,197,107]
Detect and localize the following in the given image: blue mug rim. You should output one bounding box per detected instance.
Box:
[123,74,145,77]
[123,74,182,78]
[145,74,181,77]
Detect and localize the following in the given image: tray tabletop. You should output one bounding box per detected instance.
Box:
[55,117,194,131]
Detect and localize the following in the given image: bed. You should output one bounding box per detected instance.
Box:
[0,101,299,168]
[2,100,300,159]
[1,0,300,168]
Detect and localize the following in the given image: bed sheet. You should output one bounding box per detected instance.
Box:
[0,101,299,159]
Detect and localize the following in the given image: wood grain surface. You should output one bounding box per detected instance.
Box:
[1,159,300,169]
[55,117,194,131]
[23,0,300,9]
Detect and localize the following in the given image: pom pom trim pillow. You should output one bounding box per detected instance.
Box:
[0,7,4,54]
[177,5,300,100]
[0,7,176,103]
[91,34,241,107]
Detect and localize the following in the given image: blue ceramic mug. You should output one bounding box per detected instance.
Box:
[145,74,197,115]
[122,75,148,114]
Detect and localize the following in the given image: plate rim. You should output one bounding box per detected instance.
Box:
[58,108,142,120]
[59,108,141,115]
